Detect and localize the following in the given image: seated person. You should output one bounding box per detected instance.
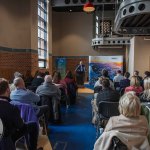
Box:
[94,92,150,150]
[24,70,33,88]
[96,79,120,106]
[92,79,120,125]
[9,71,23,92]
[0,78,42,150]
[113,70,124,90]
[36,75,61,122]
[10,77,49,129]
[31,72,44,91]
[140,77,150,102]
[134,70,143,86]
[120,72,130,89]
[94,69,114,90]
[52,71,67,95]
[125,76,143,96]
[64,70,76,85]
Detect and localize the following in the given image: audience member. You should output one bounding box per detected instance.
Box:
[24,70,33,87]
[0,78,41,150]
[36,75,61,103]
[96,79,120,106]
[120,72,130,89]
[91,79,119,124]
[94,69,114,89]
[36,75,61,122]
[10,71,23,92]
[10,77,49,129]
[134,70,143,86]
[113,70,124,90]
[52,71,67,95]
[31,72,44,89]
[125,76,143,96]
[64,70,75,84]
[94,92,150,150]
[140,77,150,102]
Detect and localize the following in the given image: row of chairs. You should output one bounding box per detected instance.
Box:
[95,101,119,138]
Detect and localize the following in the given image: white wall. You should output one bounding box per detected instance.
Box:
[128,37,135,76]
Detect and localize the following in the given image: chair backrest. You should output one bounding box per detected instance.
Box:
[40,95,54,122]
[10,101,38,124]
[0,118,4,140]
[98,101,119,119]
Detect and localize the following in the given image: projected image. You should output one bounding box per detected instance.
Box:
[89,56,123,85]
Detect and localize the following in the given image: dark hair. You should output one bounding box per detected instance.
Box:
[124,72,130,79]
[52,71,61,83]
[45,71,50,75]
[117,70,122,74]
[102,69,109,77]
[144,71,150,77]
[102,79,110,88]
[0,78,9,95]
[134,70,139,76]
[65,70,73,79]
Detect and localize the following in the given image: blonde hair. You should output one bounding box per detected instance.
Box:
[119,92,141,117]
[141,77,150,101]
[130,76,140,87]
[144,77,150,90]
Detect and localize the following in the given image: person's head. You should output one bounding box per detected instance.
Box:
[101,69,109,77]
[14,72,23,78]
[101,79,110,89]
[13,77,25,89]
[79,61,83,65]
[124,72,130,79]
[144,77,150,90]
[144,71,150,77]
[119,92,141,117]
[117,70,122,74]
[52,71,61,83]
[130,76,140,87]
[0,78,10,97]
[44,75,52,83]
[65,70,73,79]
[134,70,139,76]
[45,71,50,76]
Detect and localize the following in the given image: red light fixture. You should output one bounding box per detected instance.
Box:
[83,2,95,13]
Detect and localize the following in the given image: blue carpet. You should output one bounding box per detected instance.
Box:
[48,93,96,150]
[84,84,94,90]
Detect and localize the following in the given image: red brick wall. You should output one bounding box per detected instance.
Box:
[0,51,38,80]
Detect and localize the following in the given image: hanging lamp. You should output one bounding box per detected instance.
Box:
[83,2,95,13]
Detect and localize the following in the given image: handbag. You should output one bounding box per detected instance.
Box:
[108,136,128,150]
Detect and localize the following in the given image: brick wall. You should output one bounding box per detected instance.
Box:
[52,56,89,81]
[0,48,38,81]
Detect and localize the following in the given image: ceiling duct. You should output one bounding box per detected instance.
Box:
[114,0,150,35]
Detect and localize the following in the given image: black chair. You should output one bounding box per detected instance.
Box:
[114,82,121,91]
[67,82,77,105]
[96,101,119,138]
[40,95,61,123]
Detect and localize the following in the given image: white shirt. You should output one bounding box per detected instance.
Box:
[113,74,124,83]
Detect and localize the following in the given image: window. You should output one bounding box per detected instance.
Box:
[38,0,48,68]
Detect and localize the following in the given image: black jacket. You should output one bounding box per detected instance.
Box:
[96,88,120,106]
[0,96,24,150]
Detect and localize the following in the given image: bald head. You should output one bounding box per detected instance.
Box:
[13,77,25,88]
[44,75,52,83]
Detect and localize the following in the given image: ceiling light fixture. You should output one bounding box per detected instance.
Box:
[83,2,95,13]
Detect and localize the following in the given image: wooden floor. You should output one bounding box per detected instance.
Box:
[78,87,94,94]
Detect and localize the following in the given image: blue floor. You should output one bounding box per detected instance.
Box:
[48,93,96,150]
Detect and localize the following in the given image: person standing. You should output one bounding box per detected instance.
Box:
[75,61,86,87]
